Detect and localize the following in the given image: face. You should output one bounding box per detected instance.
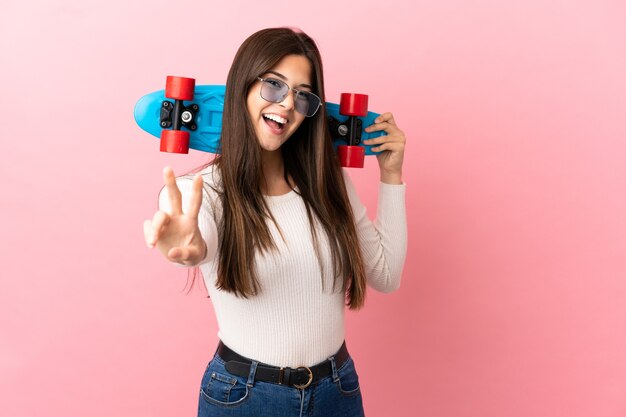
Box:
[246,54,313,153]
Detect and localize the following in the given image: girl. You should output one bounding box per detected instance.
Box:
[144,27,407,417]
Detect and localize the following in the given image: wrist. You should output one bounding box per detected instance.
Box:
[381,172,403,185]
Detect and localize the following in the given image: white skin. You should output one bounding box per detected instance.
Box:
[143,54,312,265]
[144,53,407,266]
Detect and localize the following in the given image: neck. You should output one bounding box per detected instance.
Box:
[260,149,288,193]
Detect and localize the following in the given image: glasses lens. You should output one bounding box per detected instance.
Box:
[260,78,287,103]
[295,91,322,117]
[259,77,322,117]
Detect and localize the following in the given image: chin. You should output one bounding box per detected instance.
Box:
[259,138,285,152]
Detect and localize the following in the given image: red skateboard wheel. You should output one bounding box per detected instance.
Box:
[165,76,195,101]
[339,93,368,117]
[160,130,190,154]
[338,145,365,168]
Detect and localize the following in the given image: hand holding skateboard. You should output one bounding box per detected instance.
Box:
[143,166,208,266]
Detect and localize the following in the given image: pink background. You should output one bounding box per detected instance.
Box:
[1,1,625,416]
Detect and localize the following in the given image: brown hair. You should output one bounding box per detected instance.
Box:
[180,27,367,309]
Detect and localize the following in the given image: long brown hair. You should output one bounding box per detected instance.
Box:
[180,27,367,309]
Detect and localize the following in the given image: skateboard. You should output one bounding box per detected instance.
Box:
[134,76,387,168]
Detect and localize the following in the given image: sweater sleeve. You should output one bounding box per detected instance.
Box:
[157,177,218,268]
[342,169,407,293]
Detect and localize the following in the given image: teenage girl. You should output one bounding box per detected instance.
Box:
[143,27,407,417]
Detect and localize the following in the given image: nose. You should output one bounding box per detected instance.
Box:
[280,90,296,111]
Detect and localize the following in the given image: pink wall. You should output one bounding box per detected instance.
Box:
[1,1,625,416]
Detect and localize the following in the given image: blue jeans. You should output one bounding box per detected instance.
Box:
[197,344,366,417]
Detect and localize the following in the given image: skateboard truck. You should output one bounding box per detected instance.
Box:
[328,93,368,168]
[160,76,197,153]
[160,101,198,131]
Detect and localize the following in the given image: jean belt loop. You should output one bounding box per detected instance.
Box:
[247,361,258,387]
[329,355,339,382]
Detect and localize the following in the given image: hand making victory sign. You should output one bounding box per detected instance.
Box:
[363,112,406,183]
[143,166,208,266]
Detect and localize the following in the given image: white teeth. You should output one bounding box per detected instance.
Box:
[263,113,288,125]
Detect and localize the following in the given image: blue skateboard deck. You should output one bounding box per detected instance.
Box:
[134,85,386,155]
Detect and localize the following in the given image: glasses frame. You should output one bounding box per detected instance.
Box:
[256,77,323,117]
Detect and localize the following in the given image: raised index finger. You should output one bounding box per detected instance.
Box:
[163,166,183,216]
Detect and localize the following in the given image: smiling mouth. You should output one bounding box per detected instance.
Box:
[262,114,287,134]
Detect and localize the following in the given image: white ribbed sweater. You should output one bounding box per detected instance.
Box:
[158,165,407,368]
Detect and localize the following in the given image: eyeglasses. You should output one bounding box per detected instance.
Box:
[256,77,322,117]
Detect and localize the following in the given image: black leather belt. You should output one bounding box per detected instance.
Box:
[216,340,350,390]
